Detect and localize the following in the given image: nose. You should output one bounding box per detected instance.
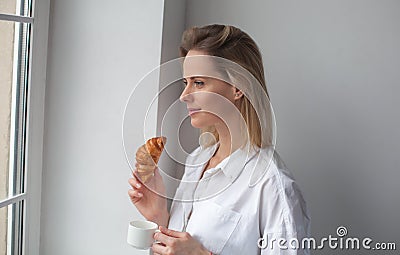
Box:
[179,82,193,103]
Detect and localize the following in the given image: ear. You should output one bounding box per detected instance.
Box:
[234,88,244,100]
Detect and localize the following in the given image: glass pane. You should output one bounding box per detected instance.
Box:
[0,19,30,201]
[0,201,24,255]
[0,204,7,255]
[0,20,14,201]
[0,0,32,17]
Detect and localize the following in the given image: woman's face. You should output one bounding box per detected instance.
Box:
[180,50,240,129]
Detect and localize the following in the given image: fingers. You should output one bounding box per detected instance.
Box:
[154,230,174,246]
[152,226,194,254]
[128,176,142,189]
[128,189,143,204]
[152,242,169,255]
[159,226,187,238]
[128,174,144,204]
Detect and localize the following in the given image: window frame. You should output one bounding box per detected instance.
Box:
[22,0,50,254]
[0,0,50,254]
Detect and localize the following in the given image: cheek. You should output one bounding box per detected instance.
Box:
[194,92,236,117]
[195,92,226,107]
[194,94,213,107]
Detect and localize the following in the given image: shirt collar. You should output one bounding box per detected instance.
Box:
[184,143,218,180]
[218,143,259,180]
[187,142,260,181]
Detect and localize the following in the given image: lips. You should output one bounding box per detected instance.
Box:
[188,108,201,115]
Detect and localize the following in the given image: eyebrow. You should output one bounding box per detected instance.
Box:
[182,76,205,80]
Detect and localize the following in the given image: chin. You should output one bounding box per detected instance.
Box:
[189,111,221,129]
[190,119,206,129]
[190,115,212,129]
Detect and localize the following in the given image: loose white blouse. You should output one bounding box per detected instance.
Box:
[168,143,311,254]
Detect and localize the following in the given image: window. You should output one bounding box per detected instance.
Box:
[1,0,49,254]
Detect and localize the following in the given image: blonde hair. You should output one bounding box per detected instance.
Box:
[180,24,272,148]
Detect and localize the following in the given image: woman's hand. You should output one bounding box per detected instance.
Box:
[128,165,169,226]
[152,226,210,255]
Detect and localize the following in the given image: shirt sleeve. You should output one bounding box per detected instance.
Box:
[259,168,311,255]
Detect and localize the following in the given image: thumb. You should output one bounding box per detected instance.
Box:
[154,168,164,184]
[154,167,162,177]
[159,226,186,238]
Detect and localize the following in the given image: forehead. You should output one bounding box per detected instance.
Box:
[183,51,221,79]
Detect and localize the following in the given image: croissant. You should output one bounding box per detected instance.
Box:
[135,136,166,183]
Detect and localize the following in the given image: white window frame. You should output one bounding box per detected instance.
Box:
[23,0,50,253]
[0,0,50,254]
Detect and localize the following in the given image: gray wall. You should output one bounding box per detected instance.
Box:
[156,0,195,204]
[41,1,164,254]
[186,0,400,252]
[39,0,400,254]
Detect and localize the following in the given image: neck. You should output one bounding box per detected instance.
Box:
[213,121,245,160]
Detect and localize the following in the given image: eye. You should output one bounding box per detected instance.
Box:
[194,80,205,88]
[182,79,188,87]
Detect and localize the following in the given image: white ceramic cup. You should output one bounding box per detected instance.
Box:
[127,220,161,250]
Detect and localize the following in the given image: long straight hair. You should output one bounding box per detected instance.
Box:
[180,24,272,148]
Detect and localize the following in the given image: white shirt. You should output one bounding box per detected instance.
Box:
[168,143,311,255]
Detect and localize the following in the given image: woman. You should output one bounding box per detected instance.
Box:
[128,24,310,255]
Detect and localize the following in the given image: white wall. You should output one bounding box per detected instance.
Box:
[186,0,400,251]
[41,1,164,254]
